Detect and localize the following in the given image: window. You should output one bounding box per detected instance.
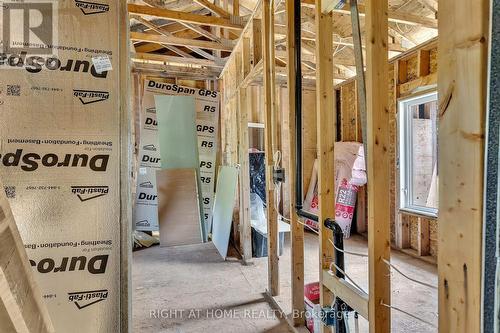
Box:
[399,91,438,217]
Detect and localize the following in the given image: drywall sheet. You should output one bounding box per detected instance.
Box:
[156,168,203,246]
[0,1,123,331]
[134,79,219,232]
[0,179,54,333]
[212,166,239,259]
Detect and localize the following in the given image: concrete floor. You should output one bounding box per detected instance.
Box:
[132,233,437,333]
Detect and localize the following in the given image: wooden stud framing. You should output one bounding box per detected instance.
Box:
[417,217,430,256]
[286,0,305,326]
[237,87,252,264]
[365,0,391,331]
[417,49,431,77]
[437,0,489,332]
[394,59,411,250]
[262,0,279,296]
[315,1,335,331]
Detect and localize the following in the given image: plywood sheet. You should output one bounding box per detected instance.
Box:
[156,169,203,247]
[212,166,239,259]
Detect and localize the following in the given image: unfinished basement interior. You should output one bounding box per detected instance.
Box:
[0,0,499,332]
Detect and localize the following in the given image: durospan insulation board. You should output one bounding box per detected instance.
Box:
[134,79,219,232]
[0,1,126,332]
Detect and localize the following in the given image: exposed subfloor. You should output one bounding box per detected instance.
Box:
[132,233,437,333]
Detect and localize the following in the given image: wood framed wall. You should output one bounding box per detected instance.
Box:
[218,0,490,332]
[335,38,439,261]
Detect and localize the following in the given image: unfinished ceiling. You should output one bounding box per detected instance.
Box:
[129,0,438,82]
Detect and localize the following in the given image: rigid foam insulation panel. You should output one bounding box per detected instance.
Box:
[0,1,128,331]
[0,179,54,333]
[156,168,203,247]
[212,166,239,259]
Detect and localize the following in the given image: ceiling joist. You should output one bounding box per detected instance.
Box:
[131,52,224,68]
[131,31,233,52]
[193,0,231,18]
[128,4,244,30]
[301,0,437,29]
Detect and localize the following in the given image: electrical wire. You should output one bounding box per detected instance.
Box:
[382,258,438,290]
[294,216,320,235]
[380,300,438,329]
[326,239,436,290]
[328,238,369,258]
[328,262,368,295]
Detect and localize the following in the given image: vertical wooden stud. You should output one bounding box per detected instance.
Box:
[238,87,253,263]
[417,217,430,256]
[437,1,489,332]
[366,0,391,331]
[262,0,279,296]
[315,2,335,331]
[417,49,431,77]
[286,0,305,326]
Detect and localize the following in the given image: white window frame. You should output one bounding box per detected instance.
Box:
[398,91,438,217]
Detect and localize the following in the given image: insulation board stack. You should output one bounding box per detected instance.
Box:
[0,1,125,332]
[134,79,219,232]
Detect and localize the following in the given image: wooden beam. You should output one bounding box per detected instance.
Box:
[262,0,279,297]
[133,62,220,77]
[417,217,430,257]
[286,0,305,326]
[128,4,243,30]
[194,0,231,18]
[237,87,252,263]
[131,52,224,67]
[178,21,225,43]
[274,25,408,52]
[437,0,488,332]
[308,0,437,29]
[417,49,431,77]
[399,72,437,96]
[130,32,233,51]
[416,0,437,14]
[322,270,369,319]
[233,0,240,16]
[366,0,391,331]
[315,1,335,332]
[350,0,368,152]
[133,17,215,58]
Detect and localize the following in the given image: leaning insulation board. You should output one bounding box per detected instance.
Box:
[212,166,239,259]
[0,178,54,333]
[0,1,125,332]
[134,79,219,232]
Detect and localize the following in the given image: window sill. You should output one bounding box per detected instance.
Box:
[398,208,438,220]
